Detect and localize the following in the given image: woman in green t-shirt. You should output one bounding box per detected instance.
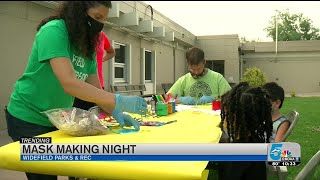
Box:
[5,2,146,179]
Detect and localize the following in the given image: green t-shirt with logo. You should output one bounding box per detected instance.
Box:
[7,19,97,127]
[167,69,231,99]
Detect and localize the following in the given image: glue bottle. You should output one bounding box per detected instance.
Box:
[151,99,156,115]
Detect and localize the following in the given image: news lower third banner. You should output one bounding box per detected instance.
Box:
[19,137,301,166]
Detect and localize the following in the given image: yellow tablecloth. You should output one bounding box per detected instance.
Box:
[0,105,222,180]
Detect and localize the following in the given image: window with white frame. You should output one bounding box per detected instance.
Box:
[145,50,152,82]
[114,42,126,82]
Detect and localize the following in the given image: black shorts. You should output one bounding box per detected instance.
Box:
[73,86,104,110]
[73,98,96,111]
[5,108,58,180]
[218,161,267,180]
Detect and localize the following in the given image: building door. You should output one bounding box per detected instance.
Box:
[141,48,156,94]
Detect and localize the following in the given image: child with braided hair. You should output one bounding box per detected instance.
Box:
[217,82,273,180]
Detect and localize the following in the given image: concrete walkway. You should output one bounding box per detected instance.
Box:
[285,92,320,97]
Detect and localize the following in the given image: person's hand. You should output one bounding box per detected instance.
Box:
[114,94,147,115]
[197,96,215,105]
[112,110,140,131]
[178,96,197,105]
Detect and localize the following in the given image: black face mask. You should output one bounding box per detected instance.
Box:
[87,15,104,35]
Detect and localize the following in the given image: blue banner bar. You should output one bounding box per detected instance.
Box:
[21,155,267,161]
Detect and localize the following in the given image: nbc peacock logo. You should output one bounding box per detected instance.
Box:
[280,150,292,158]
[268,143,301,163]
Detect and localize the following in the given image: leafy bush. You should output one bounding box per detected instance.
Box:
[241,67,267,87]
[290,90,296,97]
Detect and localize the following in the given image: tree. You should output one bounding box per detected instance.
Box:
[239,37,261,44]
[264,9,320,41]
[240,36,249,43]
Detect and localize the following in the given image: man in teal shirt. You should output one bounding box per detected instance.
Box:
[168,47,231,105]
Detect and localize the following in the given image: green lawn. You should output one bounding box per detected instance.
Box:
[280,97,320,179]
